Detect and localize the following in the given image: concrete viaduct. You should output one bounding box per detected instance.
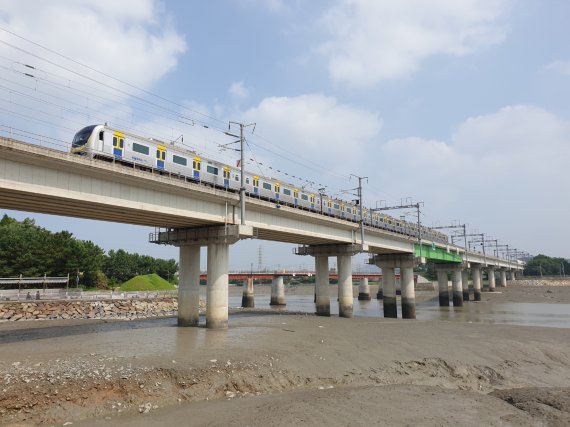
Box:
[0,137,524,328]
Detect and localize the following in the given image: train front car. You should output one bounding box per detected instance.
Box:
[70,125,99,155]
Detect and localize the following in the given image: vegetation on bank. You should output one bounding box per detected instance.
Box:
[0,215,178,289]
[120,274,176,291]
[524,254,569,277]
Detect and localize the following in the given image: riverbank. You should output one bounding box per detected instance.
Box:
[1,283,569,426]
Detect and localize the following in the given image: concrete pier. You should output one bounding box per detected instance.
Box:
[337,255,353,318]
[376,282,383,300]
[400,260,416,319]
[472,266,482,301]
[436,269,449,306]
[358,278,371,300]
[270,276,286,306]
[499,269,508,288]
[241,278,254,308]
[381,267,397,318]
[451,268,463,307]
[178,245,201,326]
[315,255,330,316]
[461,269,470,302]
[488,267,496,292]
[206,243,229,329]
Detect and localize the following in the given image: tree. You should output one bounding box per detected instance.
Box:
[524,254,570,277]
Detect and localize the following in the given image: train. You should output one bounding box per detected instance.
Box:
[70,124,449,244]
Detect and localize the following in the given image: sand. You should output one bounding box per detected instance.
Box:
[1,282,570,426]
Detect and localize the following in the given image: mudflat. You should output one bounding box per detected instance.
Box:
[1,283,569,426]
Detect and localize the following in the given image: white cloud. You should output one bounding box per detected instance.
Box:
[240,94,382,185]
[0,0,186,89]
[377,105,570,255]
[542,60,570,77]
[0,0,186,144]
[229,81,250,100]
[318,0,509,87]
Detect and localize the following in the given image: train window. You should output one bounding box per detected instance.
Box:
[98,131,104,141]
[333,204,340,209]
[275,184,280,193]
[234,175,239,181]
[156,149,165,160]
[283,189,291,196]
[262,182,272,190]
[132,143,150,155]
[173,155,187,166]
[206,165,219,175]
[246,177,250,184]
[346,207,351,213]
[119,138,124,148]
[301,194,308,201]
[113,136,117,146]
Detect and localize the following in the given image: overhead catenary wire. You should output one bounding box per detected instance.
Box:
[1,26,375,199]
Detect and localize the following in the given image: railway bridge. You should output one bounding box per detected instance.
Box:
[0,136,523,328]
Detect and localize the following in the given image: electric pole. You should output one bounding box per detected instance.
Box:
[373,199,424,261]
[348,174,368,246]
[431,222,468,265]
[226,121,256,225]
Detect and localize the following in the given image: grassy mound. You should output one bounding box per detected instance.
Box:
[120,274,176,291]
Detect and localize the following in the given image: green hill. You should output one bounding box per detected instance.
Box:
[120,274,176,291]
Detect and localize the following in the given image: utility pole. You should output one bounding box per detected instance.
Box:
[349,175,368,246]
[226,121,256,225]
[373,199,424,261]
[431,222,468,266]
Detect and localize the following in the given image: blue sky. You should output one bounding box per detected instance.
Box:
[1,0,569,270]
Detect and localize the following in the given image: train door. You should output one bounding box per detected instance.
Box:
[156,145,166,170]
[352,206,357,221]
[113,131,124,158]
[310,194,315,210]
[223,166,230,187]
[253,176,259,194]
[275,182,280,200]
[341,202,345,218]
[293,188,299,206]
[193,156,201,179]
[327,199,332,215]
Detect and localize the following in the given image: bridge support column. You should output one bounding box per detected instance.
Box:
[270,276,286,306]
[461,269,470,302]
[206,243,229,329]
[472,265,482,301]
[499,269,508,288]
[337,255,353,318]
[509,270,516,281]
[150,224,253,329]
[315,255,330,316]
[241,278,254,308]
[358,278,371,300]
[436,267,449,307]
[451,267,463,307]
[178,245,201,326]
[400,258,416,319]
[381,266,397,318]
[487,267,496,292]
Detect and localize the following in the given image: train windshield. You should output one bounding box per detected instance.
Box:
[72,125,96,148]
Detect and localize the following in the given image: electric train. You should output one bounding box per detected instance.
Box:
[70,124,449,244]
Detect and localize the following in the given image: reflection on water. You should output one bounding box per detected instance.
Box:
[229,295,570,329]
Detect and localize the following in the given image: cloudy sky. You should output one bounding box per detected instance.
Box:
[0,0,569,270]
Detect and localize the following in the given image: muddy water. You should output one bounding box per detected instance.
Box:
[229,294,570,329]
